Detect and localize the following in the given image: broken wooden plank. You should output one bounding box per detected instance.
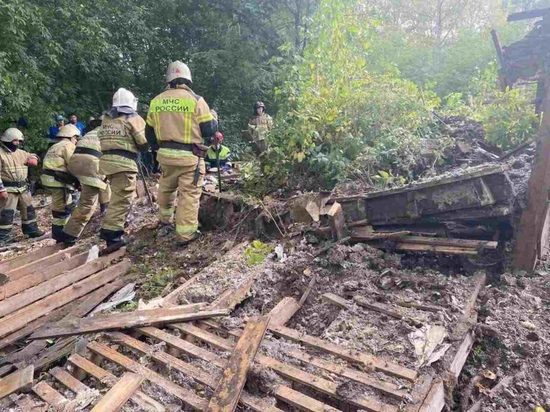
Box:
[68,354,165,412]
[206,316,269,412]
[0,248,125,300]
[200,319,410,401]
[87,341,207,411]
[0,259,131,339]
[269,325,418,381]
[418,379,445,412]
[395,300,444,313]
[0,250,89,301]
[268,297,301,327]
[160,273,202,307]
[173,323,399,412]
[140,327,343,412]
[328,202,345,240]
[211,277,255,310]
[396,236,498,249]
[448,332,475,380]
[403,374,434,412]
[0,249,125,316]
[351,226,410,241]
[32,381,69,410]
[109,331,281,412]
[385,242,479,255]
[90,372,144,412]
[0,365,33,400]
[323,293,423,327]
[0,243,63,274]
[31,306,227,339]
[0,278,125,352]
[51,367,89,394]
[450,271,487,341]
[5,245,81,281]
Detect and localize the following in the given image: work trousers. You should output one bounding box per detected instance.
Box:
[157,160,205,241]
[0,191,40,238]
[48,187,73,241]
[101,172,136,234]
[63,183,111,239]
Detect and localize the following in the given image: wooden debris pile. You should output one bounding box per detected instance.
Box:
[322,164,518,258]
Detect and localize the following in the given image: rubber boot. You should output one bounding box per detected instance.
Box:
[62,232,78,246]
[0,229,13,246]
[22,223,45,239]
[100,228,126,251]
[52,225,66,243]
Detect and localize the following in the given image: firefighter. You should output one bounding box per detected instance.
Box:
[0,128,43,244]
[62,117,111,245]
[205,131,231,171]
[40,124,80,242]
[146,61,217,244]
[98,88,148,248]
[247,101,273,155]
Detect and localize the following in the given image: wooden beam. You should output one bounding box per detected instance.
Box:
[50,367,89,394]
[68,354,165,412]
[418,379,445,412]
[351,228,411,241]
[32,381,69,409]
[385,242,479,255]
[269,325,418,381]
[513,80,550,271]
[0,259,131,339]
[0,365,33,400]
[5,245,81,281]
[87,341,207,411]
[211,277,255,310]
[397,236,497,249]
[323,293,423,327]
[0,243,63,274]
[206,316,269,412]
[328,202,345,240]
[267,297,301,327]
[91,372,144,412]
[31,306,227,339]
[0,249,125,300]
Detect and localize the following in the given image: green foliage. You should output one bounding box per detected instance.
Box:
[244,240,273,266]
[442,63,539,150]
[249,0,445,192]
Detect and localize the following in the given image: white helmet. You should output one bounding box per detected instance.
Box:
[166,61,192,83]
[56,124,81,139]
[112,88,138,111]
[1,128,24,143]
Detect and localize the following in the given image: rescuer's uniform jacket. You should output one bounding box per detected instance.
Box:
[68,128,107,190]
[205,144,231,168]
[0,143,41,240]
[41,139,77,189]
[146,84,217,241]
[63,128,111,242]
[98,109,148,244]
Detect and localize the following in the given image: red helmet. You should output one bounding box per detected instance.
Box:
[213,131,224,144]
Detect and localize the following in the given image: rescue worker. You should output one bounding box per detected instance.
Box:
[98,88,148,248]
[205,131,231,171]
[146,61,217,244]
[247,101,273,155]
[41,124,80,241]
[62,117,111,245]
[0,128,43,244]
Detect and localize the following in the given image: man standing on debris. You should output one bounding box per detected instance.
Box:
[146,61,217,244]
[98,88,148,248]
[62,117,111,245]
[0,128,44,244]
[41,124,81,242]
[246,101,273,155]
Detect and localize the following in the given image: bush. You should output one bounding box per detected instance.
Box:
[246,0,447,194]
